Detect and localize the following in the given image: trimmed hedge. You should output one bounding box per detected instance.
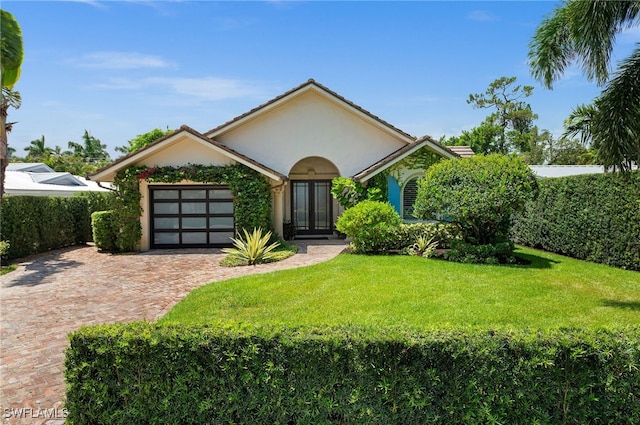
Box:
[65,322,640,424]
[91,211,118,252]
[1,196,92,259]
[511,171,640,271]
[390,222,461,250]
[75,191,117,217]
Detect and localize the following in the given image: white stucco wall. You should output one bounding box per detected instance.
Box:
[139,135,235,168]
[215,90,408,177]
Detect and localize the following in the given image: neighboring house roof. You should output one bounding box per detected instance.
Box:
[529,165,608,178]
[91,125,287,182]
[205,79,416,143]
[447,146,475,158]
[353,135,459,182]
[7,162,56,173]
[5,163,111,197]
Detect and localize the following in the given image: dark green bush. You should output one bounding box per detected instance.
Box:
[75,191,117,217]
[1,196,91,259]
[335,200,401,253]
[512,171,640,271]
[414,154,537,246]
[444,239,516,264]
[91,211,118,252]
[65,322,640,425]
[390,222,461,251]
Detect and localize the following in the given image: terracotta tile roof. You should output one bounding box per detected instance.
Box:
[205,79,416,141]
[352,135,459,182]
[90,125,287,182]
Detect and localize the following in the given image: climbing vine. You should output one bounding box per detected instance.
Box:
[112,163,272,251]
[387,147,443,185]
[331,147,443,210]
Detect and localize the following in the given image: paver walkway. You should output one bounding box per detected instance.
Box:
[0,240,346,424]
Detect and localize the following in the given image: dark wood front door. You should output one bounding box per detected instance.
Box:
[291,180,333,235]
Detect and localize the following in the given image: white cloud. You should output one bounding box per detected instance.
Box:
[66,0,107,9]
[71,51,171,70]
[148,77,267,100]
[92,76,269,102]
[467,10,499,22]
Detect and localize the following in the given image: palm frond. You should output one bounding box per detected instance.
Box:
[529,0,640,88]
[592,44,640,171]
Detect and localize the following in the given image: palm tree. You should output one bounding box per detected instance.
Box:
[68,130,111,163]
[529,0,640,171]
[24,135,51,159]
[563,104,596,147]
[1,9,24,198]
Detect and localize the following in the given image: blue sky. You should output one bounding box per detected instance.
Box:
[4,1,638,158]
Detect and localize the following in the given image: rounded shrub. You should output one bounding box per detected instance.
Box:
[335,200,401,253]
[414,154,537,246]
[91,210,118,252]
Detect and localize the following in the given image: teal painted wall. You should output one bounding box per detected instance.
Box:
[387,175,401,215]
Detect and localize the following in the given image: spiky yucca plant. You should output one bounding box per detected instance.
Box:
[222,228,280,266]
[408,236,438,258]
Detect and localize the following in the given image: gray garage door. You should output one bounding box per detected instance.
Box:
[150,185,235,248]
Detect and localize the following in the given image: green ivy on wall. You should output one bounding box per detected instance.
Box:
[387,147,444,186]
[112,163,273,251]
[331,147,444,210]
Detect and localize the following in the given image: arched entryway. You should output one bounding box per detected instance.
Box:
[289,157,340,236]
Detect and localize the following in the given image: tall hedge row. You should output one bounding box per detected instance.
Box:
[0,192,115,259]
[65,322,640,424]
[511,171,640,271]
[1,196,89,258]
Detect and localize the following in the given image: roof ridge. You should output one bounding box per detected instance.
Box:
[205,79,416,141]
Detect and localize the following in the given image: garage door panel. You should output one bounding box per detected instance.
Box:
[183,217,207,229]
[209,216,234,229]
[155,232,179,245]
[209,202,233,214]
[155,217,179,229]
[151,185,235,248]
[209,232,235,244]
[154,203,179,214]
[182,189,206,199]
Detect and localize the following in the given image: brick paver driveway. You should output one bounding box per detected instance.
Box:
[0,240,346,424]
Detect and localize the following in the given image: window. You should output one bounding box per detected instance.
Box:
[402,177,419,219]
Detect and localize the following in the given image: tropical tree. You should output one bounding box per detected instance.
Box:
[563,104,597,148]
[24,135,51,159]
[68,130,111,163]
[1,9,24,197]
[529,0,640,171]
[116,127,172,155]
[465,76,538,155]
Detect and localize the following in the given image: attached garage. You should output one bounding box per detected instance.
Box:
[150,185,235,248]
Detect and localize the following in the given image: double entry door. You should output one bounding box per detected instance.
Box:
[291,180,333,235]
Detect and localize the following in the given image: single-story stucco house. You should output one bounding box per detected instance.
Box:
[92,79,459,250]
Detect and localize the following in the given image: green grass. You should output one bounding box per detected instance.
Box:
[0,264,17,276]
[161,246,640,329]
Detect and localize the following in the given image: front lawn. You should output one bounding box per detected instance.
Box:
[162,246,640,329]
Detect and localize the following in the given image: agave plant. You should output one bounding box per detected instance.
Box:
[408,235,438,258]
[222,228,280,266]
